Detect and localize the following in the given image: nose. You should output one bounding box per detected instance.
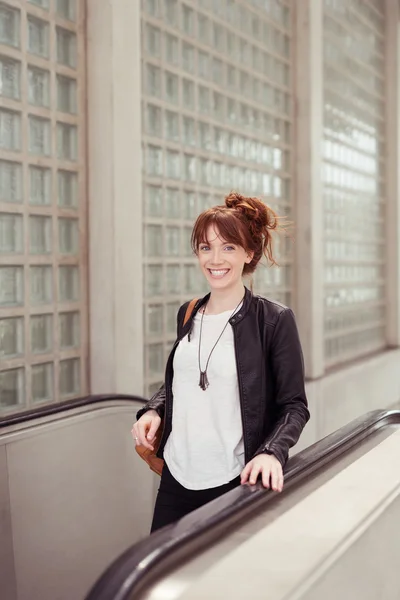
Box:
[208,248,224,265]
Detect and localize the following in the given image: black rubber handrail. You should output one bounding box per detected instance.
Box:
[85,409,400,600]
[0,393,147,429]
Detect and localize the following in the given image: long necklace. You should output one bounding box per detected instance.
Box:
[198,298,243,391]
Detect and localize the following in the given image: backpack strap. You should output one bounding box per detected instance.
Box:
[183,298,198,326]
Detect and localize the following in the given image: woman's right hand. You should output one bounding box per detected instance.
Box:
[131,410,161,451]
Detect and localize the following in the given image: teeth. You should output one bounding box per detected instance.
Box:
[210,270,228,276]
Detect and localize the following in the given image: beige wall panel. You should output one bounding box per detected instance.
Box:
[87,0,143,395]
[0,445,17,600]
[6,407,155,600]
[304,349,400,445]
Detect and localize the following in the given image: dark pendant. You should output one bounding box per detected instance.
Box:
[199,370,209,391]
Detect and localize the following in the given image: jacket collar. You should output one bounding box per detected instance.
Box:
[188,286,253,327]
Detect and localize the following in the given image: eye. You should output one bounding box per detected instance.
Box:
[224,245,235,251]
[199,244,210,251]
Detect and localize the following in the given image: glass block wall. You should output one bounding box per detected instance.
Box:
[0,0,87,413]
[323,0,386,367]
[141,0,293,395]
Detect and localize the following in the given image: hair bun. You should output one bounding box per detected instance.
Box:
[224,191,278,234]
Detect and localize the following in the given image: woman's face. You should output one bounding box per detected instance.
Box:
[197,225,252,291]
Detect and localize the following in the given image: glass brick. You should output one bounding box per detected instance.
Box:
[29,166,51,205]
[30,216,52,254]
[146,185,162,216]
[146,265,163,296]
[146,64,161,98]
[198,51,209,79]
[28,16,49,58]
[58,170,78,207]
[145,24,160,57]
[0,213,22,253]
[29,116,50,156]
[0,160,22,203]
[184,154,196,182]
[57,123,77,160]
[165,188,180,218]
[32,363,53,404]
[182,5,194,35]
[165,72,179,104]
[60,311,79,348]
[199,122,211,150]
[166,34,179,66]
[164,0,178,27]
[212,58,223,85]
[198,14,209,43]
[146,145,163,176]
[183,117,195,146]
[0,369,24,409]
[59,218,79,254]
[213,23,224,52]
[57,75,77,113]
[147,304,163,336]
[183,227,192,256]
[182,43,195,73]
[199,86,210,114]
[0,109,21,151]
[182,79,195,110]
[166,264,180,293]
[31,266,52,304]
[57,27,77,67]
[31,314,52,354]
[0,3,20,48]
[143,0,159,17]
[28,66,50,107]
[0,55,20,100]
[29,0,49,8]
[56,0,76,21]
[59,265,79,302]
[199,193,211,212]
[60,358,80,397]
[166,226,180,256]
[212,92,224,120]
[0,317,23,358]
[184,264,198,293]
[166,150,180,179]
[165,110,179,141]
[184,191,197,219]
[166,302,179,333]
[145,225,162,257]
[146,104,161,137]
[0,266,23,306]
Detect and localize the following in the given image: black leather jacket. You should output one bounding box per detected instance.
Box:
[137,287,310,467]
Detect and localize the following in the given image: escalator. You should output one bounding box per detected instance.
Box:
[0,394,155,600]
[85,410,400,600]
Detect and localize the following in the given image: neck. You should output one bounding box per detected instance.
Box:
[206,283,246,314]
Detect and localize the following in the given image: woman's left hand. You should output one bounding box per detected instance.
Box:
[241,453,284,492]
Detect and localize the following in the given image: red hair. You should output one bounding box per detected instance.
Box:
[191,192,285,276]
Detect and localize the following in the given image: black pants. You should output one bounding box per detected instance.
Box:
[151,463,241,532]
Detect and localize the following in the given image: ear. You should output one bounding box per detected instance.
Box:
[246,252,254,264]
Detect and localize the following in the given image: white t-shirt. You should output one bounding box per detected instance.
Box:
[163,309,245,490]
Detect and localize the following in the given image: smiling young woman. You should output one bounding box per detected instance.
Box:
[132,191,310,532]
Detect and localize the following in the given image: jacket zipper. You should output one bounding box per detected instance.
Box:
[232,324,250,463]
[264,413,289,453]
[158,330,187,455]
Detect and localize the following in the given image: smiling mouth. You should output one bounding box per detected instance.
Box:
[208,269,230,279]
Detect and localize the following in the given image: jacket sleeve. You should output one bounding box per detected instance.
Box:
[136,302,187,422]
[255,308,310,467]
[136,384,166,421]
